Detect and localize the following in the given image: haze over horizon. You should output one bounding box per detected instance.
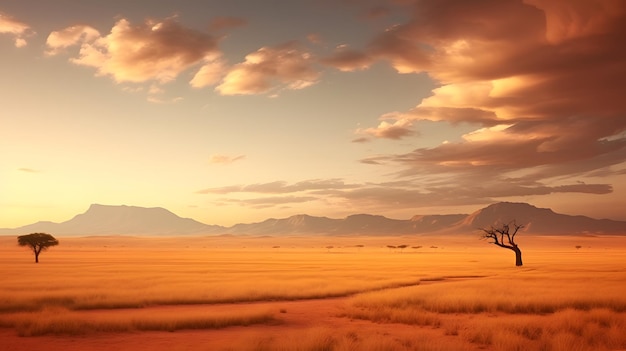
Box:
[2,0,625,228]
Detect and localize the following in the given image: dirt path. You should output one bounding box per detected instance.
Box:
[0,278,485,351]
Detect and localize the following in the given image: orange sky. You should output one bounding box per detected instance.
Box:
[1,0,625,227]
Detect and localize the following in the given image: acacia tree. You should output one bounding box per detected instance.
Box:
[480,221,524,266]
[17,233,59,263]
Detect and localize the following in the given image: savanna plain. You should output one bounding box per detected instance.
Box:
[1,233,625,351]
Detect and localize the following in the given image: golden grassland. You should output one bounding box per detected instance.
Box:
[0,233,625,350]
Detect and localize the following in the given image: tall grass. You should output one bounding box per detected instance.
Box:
[344,266,626,351]
[2,234,626,350]
[0,241,489,313]
[222,327,477,351]
[0,306,275,336]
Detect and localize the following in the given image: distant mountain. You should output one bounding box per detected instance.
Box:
[1,202,625,236]
[0,204,224,236]
[451,202,626,234]
[226,214,336,235]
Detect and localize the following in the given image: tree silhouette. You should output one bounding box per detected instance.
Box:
[480,221,524,266]
[17,233,59,263]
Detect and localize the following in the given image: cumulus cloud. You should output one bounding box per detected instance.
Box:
[0,12,33,47]
[356,118,415,139]
[216,42,319,95]
[46,17,220,85]
[352,0,626,201]
[45,25,100,55]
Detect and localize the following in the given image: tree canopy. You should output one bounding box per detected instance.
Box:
[17,233,59,263]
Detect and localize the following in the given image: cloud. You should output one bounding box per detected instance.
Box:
[356,119,415,139]
[352,0,626,202]
[45,25,100,55]
[196,176,614,213]
[46,16,220,84]
[196,179,356,195]
[190,58,227,88]
[208,154,246,165]
[220,195,318,209]
[0,12,33,47]
[216,42,319,95]
[351,137,371,143]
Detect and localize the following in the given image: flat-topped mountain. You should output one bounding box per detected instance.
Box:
[454,202,626,234]
[1,202,625,236]
[0,204,223,236]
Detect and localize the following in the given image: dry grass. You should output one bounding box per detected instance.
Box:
[342,244,626,351]
[223,327,477,351]
[0,306,275,336]
[1,234,625,351]
[0,237,440,313]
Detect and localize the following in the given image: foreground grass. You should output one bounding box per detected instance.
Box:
[343,264,626,351]
[1,234,626,351]
[0,306,275,336]
[224,327,479,351]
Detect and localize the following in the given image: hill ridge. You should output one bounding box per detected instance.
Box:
[1,202,625,236]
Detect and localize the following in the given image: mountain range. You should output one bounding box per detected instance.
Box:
[1,202,625,236]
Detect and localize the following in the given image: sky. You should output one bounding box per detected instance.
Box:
[1,0,625,228]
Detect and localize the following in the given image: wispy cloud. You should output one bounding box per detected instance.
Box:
[196,179,356,195]
[196,175,614,213]
[217,195,318,209]
[208,154,246,165]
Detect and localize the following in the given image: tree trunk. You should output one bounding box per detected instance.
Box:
[34,250,40,263]
[513,246,522,266]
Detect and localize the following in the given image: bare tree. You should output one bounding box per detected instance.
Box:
[17,233,59,263]
[480,221,524,266]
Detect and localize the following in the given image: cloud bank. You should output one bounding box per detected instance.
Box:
[199,0,625,212]
[339,0,626,202]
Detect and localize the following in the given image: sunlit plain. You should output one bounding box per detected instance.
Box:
[1,234,625,351]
